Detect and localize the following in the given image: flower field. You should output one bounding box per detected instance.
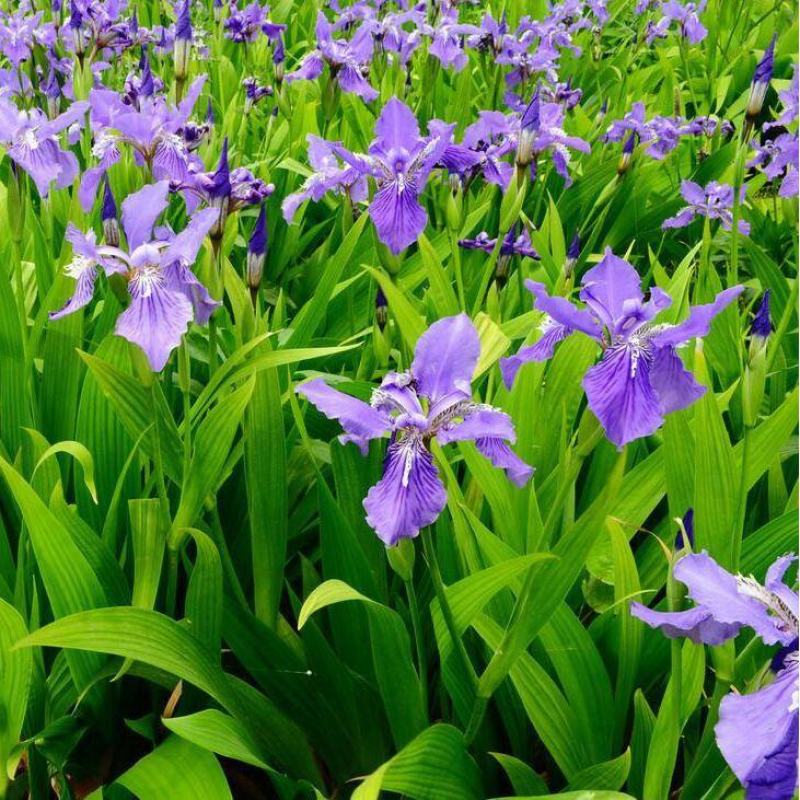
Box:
[0,0,796,798]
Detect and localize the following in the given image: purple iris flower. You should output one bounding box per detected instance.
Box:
[662,180,750,235]
[645,0,707,44]
[224,2,284,43]
[296,314,533,545]
[310,98,454,253]
[282,134,369,223]
[466,13,511,54]
[631,552,798,800]
[79,75,206,211]
[50,181,219,372]
[242,77,273,112]
[749,134,800,199]
[501,248,743,448]
[423,7,480,72]
[0,96,88,198]
[0,7,42,66]
[766,68,799,130]
[603,103,691,160]
[285,12,377,101]
[174,139,275,234]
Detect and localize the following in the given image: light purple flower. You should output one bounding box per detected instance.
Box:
[297,314,533,545]
[224,1,284,44]
[281,134,369,223]
[662,180,750,234]
[631,552,798,800]
[50,181,220,371]
[749,134,800,199]
[501,248,743,447]
[766,67,799,130]
[0,7,41,66]
[79,75,206,211]
[0,96,87,198]
[645,0,707,44]
[423,7,479,72]
[459,228,539,260]
[314,98,454,253]
[285,12,377,101]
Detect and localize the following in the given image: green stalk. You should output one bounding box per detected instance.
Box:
[728,142,747,285]
[420,528,476,701]
[406,578,429,715]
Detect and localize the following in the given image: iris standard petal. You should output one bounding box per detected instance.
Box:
[121,181,170,251]
[525,280,603,339]
[411,313,480,405]
[650,286,744,348]
[578,247,643,330]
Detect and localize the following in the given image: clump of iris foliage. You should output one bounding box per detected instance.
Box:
[0,0,795,798]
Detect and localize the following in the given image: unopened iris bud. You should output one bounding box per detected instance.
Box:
[749,289,772,359]
[674,508,694,551]
[375,286,388,331]
[565,232,580,279]
[208,138,231,241]
[746,35,776,122]
[173,0,192,81]
[444,181,463,231]
[69,0,87,57]
[617,132,636,175]
[597,98,608,123]
[213,0,224,23]
[743,290,771,427]
[43,69,61,119]
[102,180,120,246]
[515,86,540,168]
[273,36,285,84]
[247,204,267,292]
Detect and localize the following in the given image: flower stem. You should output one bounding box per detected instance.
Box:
[420,528,477,706]
[405,577,429,716]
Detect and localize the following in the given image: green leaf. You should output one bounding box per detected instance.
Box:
[163,710,268,770]
[566,749,631,792]
[17,607,322,784]
[418,233,459,317]
[299,579,426,748]
[183,528,223,656]
[490,753,549,796]
[352,724,483,800]
[115,736,231,800]
[129,500,167,610]
[32,440,98,503]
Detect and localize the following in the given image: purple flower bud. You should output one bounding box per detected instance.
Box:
[247,204,267,290]
[747,34,777,119]
[206,97,215,125]
[375,286,388,330]
[618,132,636,174]
[567,232,581,261]
[174,0,192,79]
[208,138,231,238]
[675,507,694,550]
[273,36,285,82]
[750,290,772,340]
[516,86,541,166]
[102,180,120,246]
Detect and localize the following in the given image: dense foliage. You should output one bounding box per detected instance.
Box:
[0,0,796,798]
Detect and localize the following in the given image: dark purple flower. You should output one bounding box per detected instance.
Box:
[297,314,533,545]
[466,12,511,54]
[50,181,219,371]
[0,96,87,198]
[242,76,274,112]
[501,248,743,447]
[285,12,376,101]
[224,1,282,43]
[631,552,798,799]
[459,228,539,259]
[662,180,750,235]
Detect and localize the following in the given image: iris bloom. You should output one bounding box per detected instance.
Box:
[501,248,743,448]
[662,180,750,235]
[297,314,533,545]
[50,181,219,372]
[285,12,377,101]
[749,135,800,199]
[288,98,454,253]
[631,552,798,800]
[0,96,88,197]
[79,75,206,211]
